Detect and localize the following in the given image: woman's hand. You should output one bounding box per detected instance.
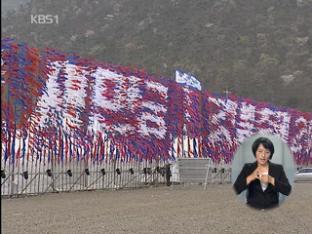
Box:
[246,168,259,185]
[260,174,275,186]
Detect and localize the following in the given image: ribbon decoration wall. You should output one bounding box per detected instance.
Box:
[1,38,173,164]
[202,93,311,164]
[1,38,311,165]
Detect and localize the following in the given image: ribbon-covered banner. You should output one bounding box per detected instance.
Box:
[1,38,311,165]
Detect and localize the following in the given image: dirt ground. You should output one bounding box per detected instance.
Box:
[2,182,312,234]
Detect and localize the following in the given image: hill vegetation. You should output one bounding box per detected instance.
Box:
[2,0,312,112]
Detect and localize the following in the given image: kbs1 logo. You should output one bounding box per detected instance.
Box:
[30,14,59,24]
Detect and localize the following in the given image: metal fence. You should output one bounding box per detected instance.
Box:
[1,158,168,198]
[176,158,231,188]
[1,156,235,198]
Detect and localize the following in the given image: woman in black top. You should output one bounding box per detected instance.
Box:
[233,137,291,209]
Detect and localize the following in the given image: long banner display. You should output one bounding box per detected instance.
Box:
[1,38,311,165]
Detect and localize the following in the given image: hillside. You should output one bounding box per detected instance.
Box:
[2,0,312,112]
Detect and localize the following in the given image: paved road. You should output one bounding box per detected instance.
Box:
[2,183,312,234]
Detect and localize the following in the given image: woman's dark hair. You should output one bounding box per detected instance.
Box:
[252,137,274,159]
